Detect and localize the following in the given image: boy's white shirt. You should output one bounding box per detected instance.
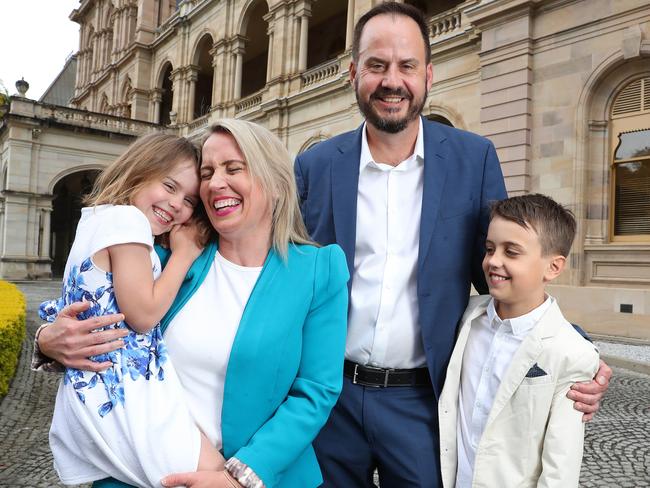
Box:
[455,296,553,487]
[439,295,599,488]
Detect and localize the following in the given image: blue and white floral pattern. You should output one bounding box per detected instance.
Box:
[40,257,168,418]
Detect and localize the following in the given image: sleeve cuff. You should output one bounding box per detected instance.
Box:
[30,324,65,373]
[225,457,265,488]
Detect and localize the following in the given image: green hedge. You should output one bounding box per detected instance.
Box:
[0,281,26,397]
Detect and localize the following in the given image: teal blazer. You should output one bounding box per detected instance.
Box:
[94,242,349,488]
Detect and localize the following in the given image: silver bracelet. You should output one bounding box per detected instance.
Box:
[224,457,265,488]
[31,324,65,373]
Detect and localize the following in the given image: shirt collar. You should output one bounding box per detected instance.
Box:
[486,295,555,338]
[359,117,424,172]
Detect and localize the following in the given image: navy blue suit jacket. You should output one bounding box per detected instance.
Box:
[294,118,507,398]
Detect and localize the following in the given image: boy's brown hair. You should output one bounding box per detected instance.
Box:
[490,194,576,257]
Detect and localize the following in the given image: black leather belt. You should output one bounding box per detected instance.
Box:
[344,360,432,388]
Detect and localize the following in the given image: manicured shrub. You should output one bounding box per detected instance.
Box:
[0,281,26,397]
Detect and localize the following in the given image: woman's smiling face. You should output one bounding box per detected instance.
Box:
[200,131,272,246]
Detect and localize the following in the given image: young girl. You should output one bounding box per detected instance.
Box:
[39,134,224,487]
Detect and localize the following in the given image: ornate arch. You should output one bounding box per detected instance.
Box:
[155,60,175,88]
[571,40,650,284]
[99,93,111,114]
[237,0,270,36]
[190,31,216,65]
[298,133,330,154]
[425,103,464,129]
[48,164,107,195]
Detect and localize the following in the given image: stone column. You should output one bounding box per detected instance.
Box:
[266,31,274,82]
[232,37,246,100]
[211,39,228,106]
[39,207,52,259]
[121,8,128,51]
[131,88,150,121]
[170,67,184,121]
[113,10,121,56]
[210,43,221,106]
[151,89,162,124]
[346,0,355,49]
[186,67,199,121]
[297,6,311,71]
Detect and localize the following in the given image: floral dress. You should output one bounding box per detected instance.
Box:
[40,205,200,488]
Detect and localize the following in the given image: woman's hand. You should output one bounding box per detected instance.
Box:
[161,470,243,488]
[38,301,126,371]
[169,221,203,262]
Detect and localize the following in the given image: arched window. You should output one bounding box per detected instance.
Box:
[192,34,214,119]
[610,76,650,241]
[306,0,346,69]
[121,77,133,119]
[241,0,269,97]
[99,93,110,115]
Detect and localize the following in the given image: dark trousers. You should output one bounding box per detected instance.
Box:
[315,377,442,488]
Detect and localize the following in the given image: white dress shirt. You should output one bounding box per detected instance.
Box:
[346,119,426,369]
[455,296,554,488]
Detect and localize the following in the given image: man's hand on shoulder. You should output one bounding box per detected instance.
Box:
[567,359,613,422]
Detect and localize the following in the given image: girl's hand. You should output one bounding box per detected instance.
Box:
[161,470,243,488]
[169,221,203,261]
[38,301,126,371]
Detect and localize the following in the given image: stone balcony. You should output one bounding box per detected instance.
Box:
[2,97,161,137]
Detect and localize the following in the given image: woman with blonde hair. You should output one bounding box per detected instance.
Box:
[36,119,349,488]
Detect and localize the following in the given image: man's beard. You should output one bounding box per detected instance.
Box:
[355,83,427,134]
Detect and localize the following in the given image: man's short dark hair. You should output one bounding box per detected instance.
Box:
[490,194,577,257]
[352,2,431,65]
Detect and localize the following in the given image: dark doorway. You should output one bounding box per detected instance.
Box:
[50,170,100,277]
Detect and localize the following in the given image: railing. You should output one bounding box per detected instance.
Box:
[235,91,263,113]
[178,0,204,16]
[429,8,463,39]
[186,113,210,132]
[9,98,160,136]
[301,58,341,88]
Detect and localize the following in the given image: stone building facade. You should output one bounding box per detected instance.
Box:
[1,0,649,335]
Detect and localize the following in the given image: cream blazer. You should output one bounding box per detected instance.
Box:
[439,295,599,488]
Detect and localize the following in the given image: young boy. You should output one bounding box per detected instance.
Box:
[438,194,599,488]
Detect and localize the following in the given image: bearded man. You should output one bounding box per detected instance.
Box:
[294,3,611,487]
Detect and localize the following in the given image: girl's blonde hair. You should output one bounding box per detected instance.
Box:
[85,133,214,245]
[84,133,200,206]
[202,119,314,258]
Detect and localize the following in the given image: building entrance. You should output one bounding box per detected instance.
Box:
[50,170,100,276]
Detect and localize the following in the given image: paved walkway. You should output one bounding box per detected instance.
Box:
[1,281,649,487]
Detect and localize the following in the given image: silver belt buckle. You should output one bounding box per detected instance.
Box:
[352,363,359,384]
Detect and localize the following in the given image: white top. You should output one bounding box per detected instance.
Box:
[346,119,425,369]
[164,251,262,449]
[455,296,554,488]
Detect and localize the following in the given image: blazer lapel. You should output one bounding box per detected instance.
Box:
[485,302,564,426]
[445,296,491,397]
[331,125,362,275]
[418,119,449,271]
